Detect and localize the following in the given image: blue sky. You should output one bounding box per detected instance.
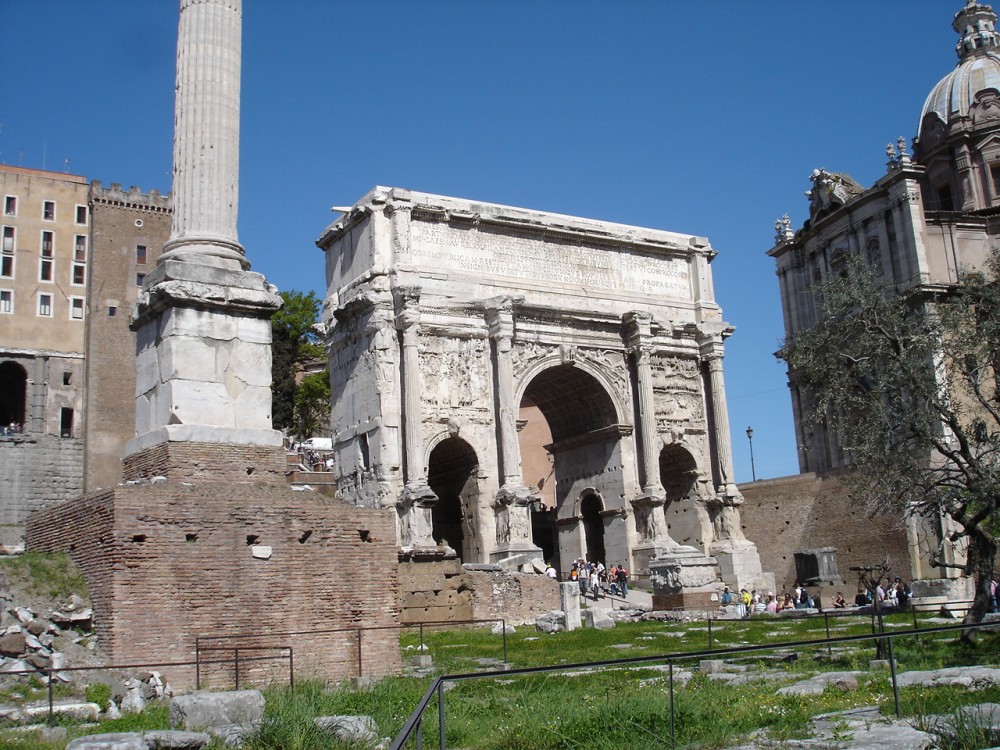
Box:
[1,2,961,483]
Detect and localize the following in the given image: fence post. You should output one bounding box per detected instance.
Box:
[47,669,54,726]
[416,716,423,750]
[437,679,446,750]
[195,639,201,690]
[288,647,295,690]
[668,658,676,747]
[912,606,919,641]
[234,648,240,690]
[357,628,363,679]
[824,613,831,658]
[707,617,713,650]
[502,620,508,665]
[420,622,425,653]
[886,636,901,717]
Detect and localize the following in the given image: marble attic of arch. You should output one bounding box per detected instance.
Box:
[318,187,769,590]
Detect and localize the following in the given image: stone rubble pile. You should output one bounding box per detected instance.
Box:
[0,592,93,683]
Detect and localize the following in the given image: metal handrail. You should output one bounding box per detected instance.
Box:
[195,618,509,680]
[388,620,999,750]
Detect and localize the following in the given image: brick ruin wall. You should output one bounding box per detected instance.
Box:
[398,559,559,626]
[121,442,287,485]
[738,473,912,606]
[0,435,83,532]
[26,481,400,688]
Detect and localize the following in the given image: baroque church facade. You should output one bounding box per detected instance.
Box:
[762,0,1000,589]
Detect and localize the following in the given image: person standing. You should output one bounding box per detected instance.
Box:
[616,565,629,599]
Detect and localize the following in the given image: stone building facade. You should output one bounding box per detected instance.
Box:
[763,1,1000,591]
[318,187,768,590]
[0,167,90,543]
[0,166,172,544]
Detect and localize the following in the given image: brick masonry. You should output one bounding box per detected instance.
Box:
[739,473,912,604]
[25,480,400,688]
[398,559,559,625]
[121,442,287,485]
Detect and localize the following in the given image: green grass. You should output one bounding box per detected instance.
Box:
[0,612,996,749]
[0,552,88,601]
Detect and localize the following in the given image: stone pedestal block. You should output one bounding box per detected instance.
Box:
[632,541,676,577]
[649,546,719,612]
[713,543,773,593]
[559,582,581,631]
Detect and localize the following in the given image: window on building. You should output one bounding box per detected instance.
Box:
[40,231,53,257]
[74,235,87,261]
[38,293,52,317]
[108,305,118,317]
[3,197,15,216]
[2,227,14,278]
[60,408,73,438]
[62,371,72,385]
[70,297,84,320]
[75,205,88,225]
[136,273,146,287]
[72,263,85,286]
[0,290,11,314]
[936,182,955,211]
[136,244,147,265]
[40,259,53,282]
[43,201,55,221]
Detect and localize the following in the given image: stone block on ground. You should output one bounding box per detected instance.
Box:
[491,621,515,635]
[315,715,380,744]
[65,733,148,750]
[582,608,615,630]
[169,690,265,732]
[143,730,213,749]
[776,671,861,696]
[535,610,566,633]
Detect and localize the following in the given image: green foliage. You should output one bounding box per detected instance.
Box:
[0,552,88,601]
[83,683,111,709]
[270,289,324,434]
[293,370,331,442]
[782,249,1000,623]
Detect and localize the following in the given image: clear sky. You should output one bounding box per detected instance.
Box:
[1,1,962,483]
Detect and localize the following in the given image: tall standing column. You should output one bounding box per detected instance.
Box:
[702,343,738,498]
[394,286,439,552]
[485,297,540,563]
[125,0,283,469]
[159,0,247,270]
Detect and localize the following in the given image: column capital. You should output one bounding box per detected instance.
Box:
[623,310,653,349]
[393,286,422,331]
[484,295,522,340]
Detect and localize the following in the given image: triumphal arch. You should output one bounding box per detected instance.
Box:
[317,187,765,586]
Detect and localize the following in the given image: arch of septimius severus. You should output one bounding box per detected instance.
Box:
[318,187,769,591]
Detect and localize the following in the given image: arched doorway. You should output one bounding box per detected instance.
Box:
[518,364,625,570]
[580,492,606,565]
[427,437,479,562]
[0,361,27,429]
[659,444,704,548]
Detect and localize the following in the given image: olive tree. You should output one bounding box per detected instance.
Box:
[783,250,1000,637]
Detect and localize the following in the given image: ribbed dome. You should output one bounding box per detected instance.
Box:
[919,2,1000,136]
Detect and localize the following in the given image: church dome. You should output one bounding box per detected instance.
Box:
[919,2,1000,138]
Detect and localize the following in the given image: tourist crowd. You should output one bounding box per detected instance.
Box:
[566,559,630,601]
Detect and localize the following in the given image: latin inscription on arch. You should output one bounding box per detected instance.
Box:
[410,221,691,299]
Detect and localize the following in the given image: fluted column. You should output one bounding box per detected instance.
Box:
[394,286,438,550]
[624,312,670,550]
[704,349,738,497]
[485,296,539,561]
[159,0,247,270]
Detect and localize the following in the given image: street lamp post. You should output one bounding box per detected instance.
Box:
[746,426,757,482]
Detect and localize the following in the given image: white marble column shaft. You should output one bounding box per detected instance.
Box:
[486,301,523,488]
[706,354,737,495]
[161,0,247,269]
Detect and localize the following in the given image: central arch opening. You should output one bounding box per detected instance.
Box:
[518,363,626,572]
[427,436,479,562]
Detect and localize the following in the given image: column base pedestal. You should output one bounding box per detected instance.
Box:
[712,541,774,594]
[649,545,719,612]
[631,541,677,577]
